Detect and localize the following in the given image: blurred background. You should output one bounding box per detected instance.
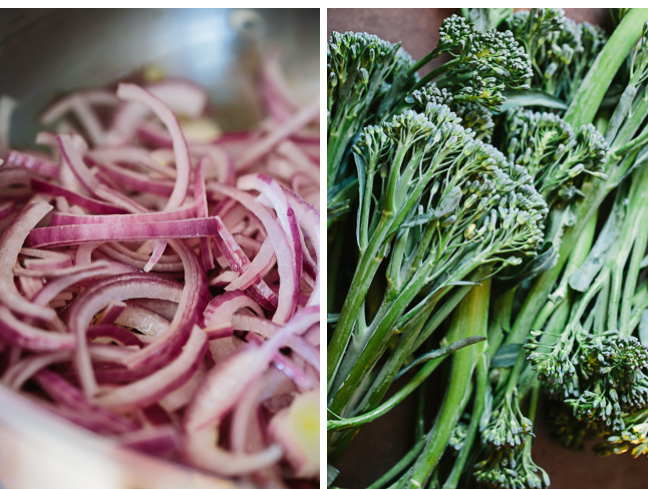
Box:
[327,8,648,489]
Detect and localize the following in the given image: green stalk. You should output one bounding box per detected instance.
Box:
[327,357,444,432]
[411,284,474,352]
[614,86,648,150]
[564,8,648,128]
[487,284,515,360]
[329,247,484,417]
[441,353,489,489]
[502,11,648,345]
[621,217,648,334]
[399,281,490,489]
[413,59,461,89]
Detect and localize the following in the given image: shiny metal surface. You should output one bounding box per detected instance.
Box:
[0,8,319,146]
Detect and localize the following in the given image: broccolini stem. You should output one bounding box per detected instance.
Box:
[411,284,474,352]
[327,215,393,388]
[441,353,489,489]
[327,335,485,432]
[327,114,358,189]
[414,58,461,90]
[327,358,444,432]
[354,282,483,434]
[407,48,442,76]
[487,284,515,360]
[565,8,648,128]
[400,281,490,489]
[329,246,484,417]
[613,86,648,150]
[621,219,648,335]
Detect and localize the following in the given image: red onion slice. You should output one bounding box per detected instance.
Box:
[96,326,207,412]
[117,83,190,213]
[0,200,56,321]
[209,183,297,324]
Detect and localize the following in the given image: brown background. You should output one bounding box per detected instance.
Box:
[328,8,648,489]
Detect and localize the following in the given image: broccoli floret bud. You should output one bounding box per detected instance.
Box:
[502,9,607,103]
[525,331,581,399]
[436,15,532,92]
[595,418,648,458]
[404,84,495,141]
[503,108,609,202]
[474,443,549,489]
[449,421,469,452]
[327,31,417,189]
[528,329,648,435]
[566,388,624,431]
[482,390,533,449]
[353,105,547,297]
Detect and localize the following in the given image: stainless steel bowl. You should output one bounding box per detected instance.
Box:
[0,8,319,489]
[0,8,319,146]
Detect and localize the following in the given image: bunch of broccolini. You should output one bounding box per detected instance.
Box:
[327,8,648,489]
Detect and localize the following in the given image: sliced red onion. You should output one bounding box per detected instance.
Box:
[203,291,264,338]
[31,261,128,306]
[27,216,223,248]
[231,313,320,372]
[238,173,302,308]
[96,326,206,412]
[159,361,207,413]
[98,243,184,273]
[117,83,190,212]
[30,178,128,215]
[284,189,320,307]
[21,248,73,270]
[127,299,178,321]
[209,184,296,323]
[49,205,196,226]
[226,238,276,292]
[117,425,180,456]
[0,202,14,221]
[35,369,141,434]
[0,306,74,351]
[94,161,175,197]
[2,350,70,389]
[124,240,208,372]
[114,303,171,337]
[194,156,215,270]
[212,215,278,310]
[88,324,144,348]
[88,146,177,179]
[208,270,240,288]
[110,79,208,143]
[65,273,187,397]
[41,90,118,126]
[7,150,60,178]
[0,200,56,321]
[237,101,318,170]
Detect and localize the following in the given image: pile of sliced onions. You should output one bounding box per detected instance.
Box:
[0,56,319,487]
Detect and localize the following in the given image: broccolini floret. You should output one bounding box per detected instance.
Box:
[502,9,607,104]
[328,106,547,461]
[503,108,609,202]
[327,18,533,225]
[403,84,495,141]
[327,31,416,192]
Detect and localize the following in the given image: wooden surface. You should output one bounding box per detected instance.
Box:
[327,8,648,489]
